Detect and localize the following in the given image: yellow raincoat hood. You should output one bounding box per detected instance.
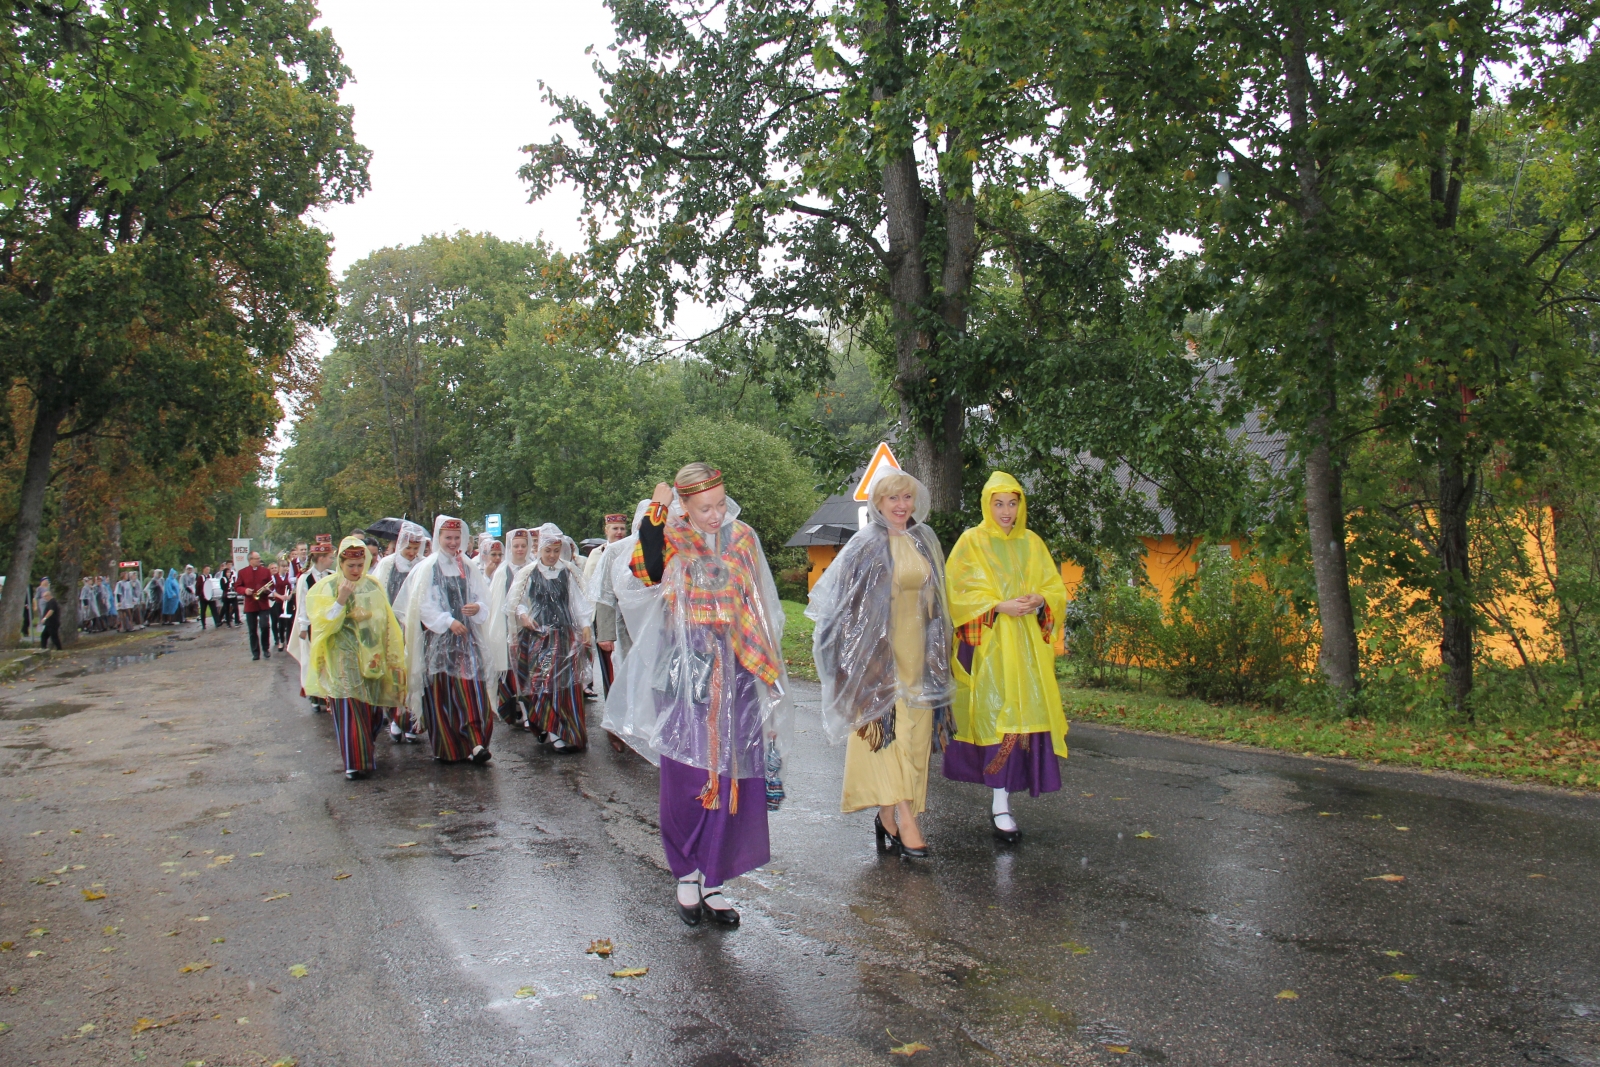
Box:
[305,536,407,706]
[945,471,1069,754]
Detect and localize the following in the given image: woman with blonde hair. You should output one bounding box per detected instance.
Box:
[942,471,1068,842]
[808,469,953,858]
[612,462,792,927]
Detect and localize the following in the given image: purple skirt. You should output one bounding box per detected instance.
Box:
[659,756,770,889]
[942,732,1061,797]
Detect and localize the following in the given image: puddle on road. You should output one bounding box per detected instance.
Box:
[0,700,92,721]
[52,648,173,678]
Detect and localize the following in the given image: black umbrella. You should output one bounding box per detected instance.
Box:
[579,538,608,553]
[365,516,404,541]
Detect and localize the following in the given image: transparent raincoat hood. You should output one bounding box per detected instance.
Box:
[305,535,407,706]
[805,473,954,743]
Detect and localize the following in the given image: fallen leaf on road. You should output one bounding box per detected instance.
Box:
[191,916,209,922]
[249,852,264,857]
[587,939,613,957]
[333,872,351,880]
[212,938,225,944]
[122,769,136,774]
[207,855,233,867]
[1528,873,1547,879]
[1364,814,1384,820]
[610,967,648,978]
[51,866,68,875]
[394,842,418,848]
[582,994,597,1000]
[1394,826,1411,832]
[288,964,308,978]
[889,1041,931,1056]
[1276,990,1298,1000]
[69,829,81,834]
[26,951,43,958]
[29,830,44,835]
[0,943,12,951]
[1062,941,1091,955]
[27,929,46,938]
[438,809,457,815]
[513,986,537,999]
[76,1023,95,1035]
[81,890,105,901]
[1318,812,1335,816]
[1383,950,1405,958]
[179,961,212,974]
[1104,1046,1131,1055]
[262,892,290,902]
[1382,972,1416,982]
[1134,831,1156,839]
[0,1022,9,1032]
[102,927,117,936]
[416,823,435,828]
[216,812,232,818]
[1365,874,1406,883]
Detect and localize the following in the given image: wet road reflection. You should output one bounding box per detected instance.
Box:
[306,681,1600,1066]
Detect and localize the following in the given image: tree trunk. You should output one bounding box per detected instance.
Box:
[0,402,65,647]
[1305,405,1360,695]
[1438,446,1475,718]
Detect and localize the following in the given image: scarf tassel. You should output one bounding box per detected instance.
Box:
[695,772,738,814]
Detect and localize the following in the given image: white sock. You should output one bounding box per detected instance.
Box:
[676,872,702,907]
[992,789,1016,832]
[702,887,732,911]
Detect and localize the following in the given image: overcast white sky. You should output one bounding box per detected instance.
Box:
[311,0,616,281]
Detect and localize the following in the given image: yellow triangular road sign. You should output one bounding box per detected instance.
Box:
[852,442,902,501]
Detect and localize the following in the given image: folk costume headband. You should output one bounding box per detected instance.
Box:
[604,513,628,524]
[674,469,723,497]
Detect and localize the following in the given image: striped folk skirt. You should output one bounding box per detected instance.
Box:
[514,628,587,749]
[329,698,385,773]
[422,673,494,762]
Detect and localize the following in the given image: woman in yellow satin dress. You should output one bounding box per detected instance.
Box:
[809,471,954,858]
[942,471,1068,843]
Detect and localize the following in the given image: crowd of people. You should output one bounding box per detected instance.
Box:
[6,463,1065,929]
[276,462,1067,931]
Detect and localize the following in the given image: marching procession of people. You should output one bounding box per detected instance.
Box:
[26,460,1067,931]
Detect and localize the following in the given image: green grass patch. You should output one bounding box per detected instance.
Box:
[1061,683,1600,791]
[780,600,816,682]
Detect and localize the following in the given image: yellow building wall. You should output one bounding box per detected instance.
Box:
[806,545,839,590]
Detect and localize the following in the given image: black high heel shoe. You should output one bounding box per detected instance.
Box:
[897,820,930,859]
[676,877,703,926]
[874,813,902,854]
[991,813,1021,845]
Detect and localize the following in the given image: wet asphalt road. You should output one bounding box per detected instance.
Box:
[2,625,1598,1066]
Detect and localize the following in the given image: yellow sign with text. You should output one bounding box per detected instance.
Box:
[265,508,328,519]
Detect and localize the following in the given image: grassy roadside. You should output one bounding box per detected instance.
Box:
[1060,683,1600,791]
[780,600,817,682]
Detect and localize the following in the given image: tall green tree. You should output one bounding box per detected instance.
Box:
[0,0,368,645]
[523,0,1064,515]
[1036,0,1600,706]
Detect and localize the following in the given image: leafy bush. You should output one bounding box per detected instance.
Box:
[1163,552,1312,704]
[1064,573,1166,690]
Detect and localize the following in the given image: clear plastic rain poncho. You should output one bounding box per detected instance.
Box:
[305,536,407,707]
[483,528,531,676]
[610,491,792,791]
[397,515,492,716]
[144,570,165,609]
[946,471,1069,755]
[179,565,198,608]
[806,471,954,746]
[507,522,594,692]
[598,500,653,741]
[373,520,427,608]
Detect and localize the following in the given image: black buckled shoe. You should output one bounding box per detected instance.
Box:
[677,878,703,926]
[470,745,492,765]
[701,891,740,927]
[991,813,1021,844]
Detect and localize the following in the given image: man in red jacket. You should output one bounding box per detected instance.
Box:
[234,551,275,661]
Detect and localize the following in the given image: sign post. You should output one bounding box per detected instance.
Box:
[484,513,503,538]
[265,507,328,519]
[231,539,251,572]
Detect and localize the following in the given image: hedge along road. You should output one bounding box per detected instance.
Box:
[1,625,1597,1066]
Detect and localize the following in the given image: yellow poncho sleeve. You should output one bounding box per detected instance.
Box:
[305,572,407,708]
[946,471,1069,755]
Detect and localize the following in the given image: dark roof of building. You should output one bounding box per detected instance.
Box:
[785,466,867,548]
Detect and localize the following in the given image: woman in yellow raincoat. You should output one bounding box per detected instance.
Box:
[942,471,1068,842]
[306,536,408,780]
